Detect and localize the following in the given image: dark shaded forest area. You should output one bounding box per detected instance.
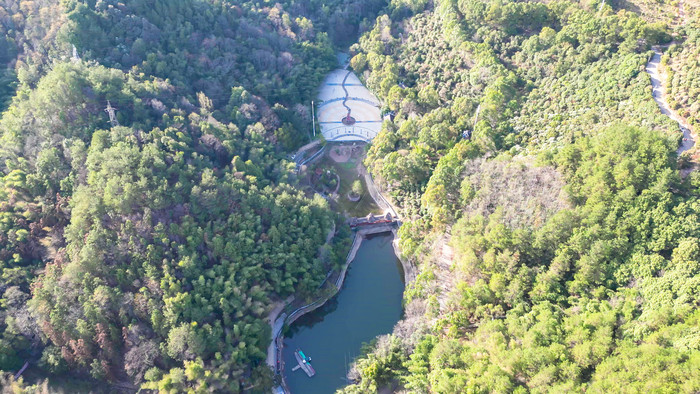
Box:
[0,0,383,391]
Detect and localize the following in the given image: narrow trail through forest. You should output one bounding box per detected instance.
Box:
[645,47,695,156]
[643,0,696,176]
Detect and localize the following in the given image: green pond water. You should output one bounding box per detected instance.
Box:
[283,233,405,394]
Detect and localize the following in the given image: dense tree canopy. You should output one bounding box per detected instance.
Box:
[0,0,382,391]
[2,0,700,392]
[343,0,700,392]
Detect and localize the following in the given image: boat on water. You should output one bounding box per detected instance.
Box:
[294,348,316,377]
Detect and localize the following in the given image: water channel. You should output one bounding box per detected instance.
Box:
[282,233,405,394]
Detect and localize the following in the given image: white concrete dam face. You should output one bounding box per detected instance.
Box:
[316,69,382,142]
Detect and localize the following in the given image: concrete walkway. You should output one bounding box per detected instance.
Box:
[357,161,398,218]
[266,297,293,369]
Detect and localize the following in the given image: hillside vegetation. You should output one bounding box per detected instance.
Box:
[342,0,700,392]
[666,11,700,132]
[1,0,700,392]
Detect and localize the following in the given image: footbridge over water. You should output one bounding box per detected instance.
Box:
[348,212,399,230]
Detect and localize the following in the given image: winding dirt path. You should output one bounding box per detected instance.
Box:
[645,47,695,155]
[643,0,697,177]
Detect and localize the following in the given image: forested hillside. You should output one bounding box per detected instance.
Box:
[342,0,700,392]
[0,0,67,110]
[2,0,700,393]
[0,0,382,391]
